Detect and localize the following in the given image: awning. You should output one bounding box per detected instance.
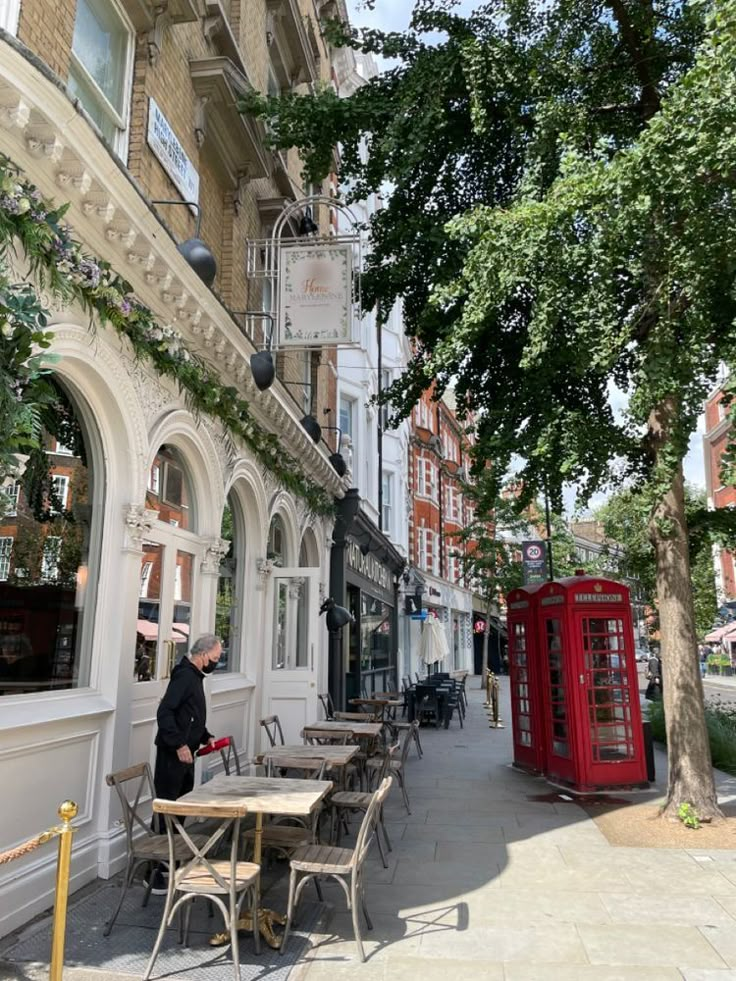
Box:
[704,624,736,643]
[136,620,189,642]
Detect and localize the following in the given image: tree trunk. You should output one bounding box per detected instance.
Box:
[650,454,722,820]
[480,596,493,689]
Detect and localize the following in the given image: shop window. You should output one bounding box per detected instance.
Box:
[0,378,102,696]
[215,493,240,673]
[68,0,133,156]
[146,446,195,531]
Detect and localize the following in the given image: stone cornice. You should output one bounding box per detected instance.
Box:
[0,34,344,498]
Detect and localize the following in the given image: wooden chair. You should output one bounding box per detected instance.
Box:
[302,728,349,746]
[143,799,260,981]
[260,715,284,748]
[365,720,417,814]
[414,684,441,728]
[329,744,397,867]
[195,735,242,775]
[242,757,328,860]
[318,692,335,720]
[334,710,381,723]
[391,719,423,758]
[103,763,209,938]
[280,777,393,963]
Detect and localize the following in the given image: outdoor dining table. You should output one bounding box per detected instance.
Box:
[177,774,332,949]
[256,743,359,767]
[305,719,383,739]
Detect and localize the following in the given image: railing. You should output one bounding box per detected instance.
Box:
[0,800,77,981]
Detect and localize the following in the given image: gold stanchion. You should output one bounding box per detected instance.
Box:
[49,800,78,981]
[486,672,505,729]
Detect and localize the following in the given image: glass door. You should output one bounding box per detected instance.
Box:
[135,532,199,686]
[542,616,577,784]
[263,568,320,745]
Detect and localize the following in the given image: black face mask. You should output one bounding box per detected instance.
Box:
[201,660,218,675]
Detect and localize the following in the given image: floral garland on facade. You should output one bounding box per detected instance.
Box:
[0,157,334,516]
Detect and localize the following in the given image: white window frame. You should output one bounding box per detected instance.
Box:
[0,1,20,35]
[148,464,160,495]
[0,536,12,580]
[51,475,70,513]
[3,481,20,517]
[68,0,135,159]
[339,395,356,443]
[381,471,393,536]
[53,439,74,456]
[41,536,62,581]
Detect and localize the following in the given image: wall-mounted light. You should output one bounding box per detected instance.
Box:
[300,413,322,443]
[320,597,354,632]
[151,199,217,287]
[231,312,276,391]
[321,425,346,476]
[299,204,319,237]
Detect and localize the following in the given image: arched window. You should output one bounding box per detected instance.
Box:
[146,444,196,532]
[0,378,103,696]
[268,514,285,567]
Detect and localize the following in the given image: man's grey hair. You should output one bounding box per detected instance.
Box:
[190,634,221,657]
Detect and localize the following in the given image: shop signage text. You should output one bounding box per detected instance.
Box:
[278,242,353,347]
[147,98,199,209]
[346,541,391,591]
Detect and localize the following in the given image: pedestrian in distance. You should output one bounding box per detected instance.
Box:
[645,651,662,701]
[148,633,221,892]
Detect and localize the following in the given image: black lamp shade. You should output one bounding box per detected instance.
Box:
[251,351,275,391]
[178,238,217,287]
[326,604,354,632]
[329,452,347,477]
[301,414,322,443]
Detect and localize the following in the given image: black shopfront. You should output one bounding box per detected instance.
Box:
[328,491,403,710]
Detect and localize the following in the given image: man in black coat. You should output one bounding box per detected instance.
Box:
[150,633,221,892]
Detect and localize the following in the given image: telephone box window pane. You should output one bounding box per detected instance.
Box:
[520,732,532,746]
[583,613,635,762]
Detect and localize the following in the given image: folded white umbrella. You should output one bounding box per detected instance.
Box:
[418,616,450,669]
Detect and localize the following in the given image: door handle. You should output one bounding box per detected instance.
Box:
[310,643,314,672]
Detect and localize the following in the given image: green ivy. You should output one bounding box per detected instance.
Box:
[0,157,333,517]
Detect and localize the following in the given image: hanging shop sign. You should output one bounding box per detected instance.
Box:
[278,242,353,347]
[522,540,547,584]
[147,98,199,210]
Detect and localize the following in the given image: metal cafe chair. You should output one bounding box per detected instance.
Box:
[242,757,328,861]
[365,720,417,814]
[260,714,285,748]
[103,762,208,937]
[329,743,397,867]
[318,692,335,720]
[280,777,393,963]
[143,798,260,981]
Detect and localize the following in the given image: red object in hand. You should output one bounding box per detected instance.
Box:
[196,736,230,757]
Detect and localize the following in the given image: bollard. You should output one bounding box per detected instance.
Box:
[642,720,655,782]
[488,672,505,729]
[50,800,78,981]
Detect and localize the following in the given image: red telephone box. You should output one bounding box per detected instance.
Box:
[506,583,546,774]
[535,575,647,791]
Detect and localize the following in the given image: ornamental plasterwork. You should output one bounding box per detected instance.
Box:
[126,356,178,425]
[123,504,159,551]
[0,55,344,497]
[255,557,275,590]
[201,537,231,575]
[201,416,237,486]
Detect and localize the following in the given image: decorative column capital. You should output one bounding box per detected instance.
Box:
[201,537,230,575]
[255,557,275,591]
[122,504,158,553]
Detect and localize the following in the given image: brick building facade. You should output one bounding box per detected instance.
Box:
[703,379,736,602]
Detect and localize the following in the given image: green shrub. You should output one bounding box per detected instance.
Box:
[647,697,736,778]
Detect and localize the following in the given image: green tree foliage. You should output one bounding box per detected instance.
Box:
[247,0,736,816]
[596,486,719,637]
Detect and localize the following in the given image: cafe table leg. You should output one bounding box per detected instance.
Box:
[209,813,286,950]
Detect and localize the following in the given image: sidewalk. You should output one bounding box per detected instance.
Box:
[294,679,736,980]
[4,681,736,980]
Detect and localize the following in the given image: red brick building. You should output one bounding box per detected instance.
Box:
[703,380,736,601]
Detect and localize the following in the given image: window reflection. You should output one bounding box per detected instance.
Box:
[146,445,195,531]
[215,496,237,672]
[0,380,100,695]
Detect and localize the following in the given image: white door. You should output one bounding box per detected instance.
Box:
[262,568,320,746]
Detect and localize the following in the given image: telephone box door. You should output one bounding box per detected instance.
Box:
[540,613,578,785]
[508,613,544,773]
[576,610,645,787]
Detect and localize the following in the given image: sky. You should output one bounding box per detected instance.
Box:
[345,0,707,507]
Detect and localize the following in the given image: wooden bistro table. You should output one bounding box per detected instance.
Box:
[177,774,332,949]
[306,720,383,740]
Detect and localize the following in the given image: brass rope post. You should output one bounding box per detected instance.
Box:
[488,672,505,729]
[49,800,78,981]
